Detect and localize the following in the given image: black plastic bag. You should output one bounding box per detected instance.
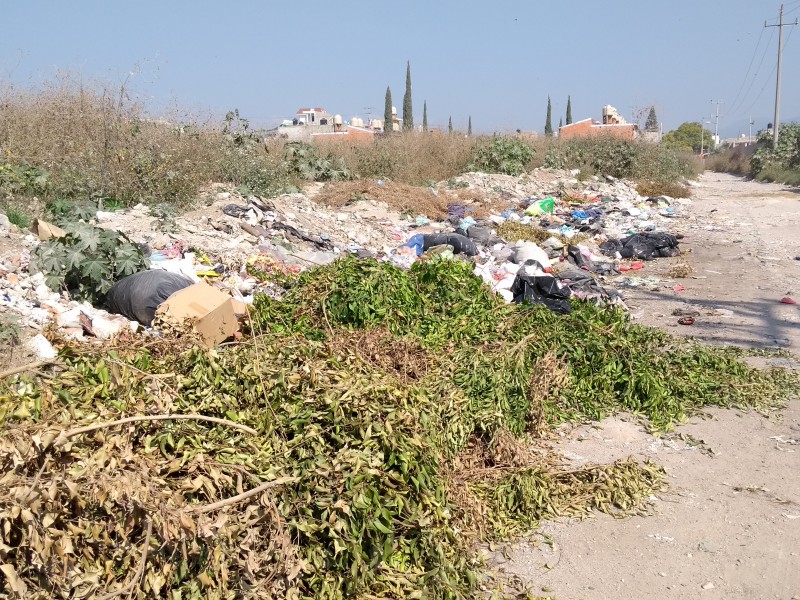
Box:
[601,233,680,260]
[422,233,478,256]
[105,270,194,326]
[511,273,572,314]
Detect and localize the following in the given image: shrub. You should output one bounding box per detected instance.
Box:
[543,137,700,183]
[1,205,32,228]
[707,146,754,177]
[467,135,534,175]
[750,123,800,183]
[29,222,149,303]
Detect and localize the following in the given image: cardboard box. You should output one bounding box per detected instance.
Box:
[31,218,67,241]
[155,281,238,347]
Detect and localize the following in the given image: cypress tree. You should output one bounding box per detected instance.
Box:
[403,61,413,130]
[566,95,572,125]
[467,116,472,136]
[544,97,553,136]
[384,86,393,133]
[422,101,428,132]
[448,116,453,134]
[645,106,659,132]
[559,117,563,130]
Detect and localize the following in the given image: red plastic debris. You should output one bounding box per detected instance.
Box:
[672,285,686,292]
[780,297,797,305]
[620,261,645,272]
[678,317,695,325]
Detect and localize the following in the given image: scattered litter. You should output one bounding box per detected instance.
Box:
[677,317,695,325]
[780,297,797,305]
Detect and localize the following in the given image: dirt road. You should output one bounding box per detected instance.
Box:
[498,173,800,600]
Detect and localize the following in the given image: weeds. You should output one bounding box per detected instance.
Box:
[1,205,32,228]
[467,136,535,176]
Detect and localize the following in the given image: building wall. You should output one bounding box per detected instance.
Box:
[559,120,637,141]
[311,126,375,143]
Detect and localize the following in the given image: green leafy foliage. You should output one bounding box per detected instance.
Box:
[251,256,797,431]
[468,136,535,175]
[2,205,32,228]
[662,121,715,153]
[45,197,98,226]
[0,161,49,197]
[1,257,797,598]
[750,122,800,183]
[29,222,149,303]
[284,142,355,181]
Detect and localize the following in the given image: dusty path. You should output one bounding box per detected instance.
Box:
[499,173,800,600]
[624,172,800,351]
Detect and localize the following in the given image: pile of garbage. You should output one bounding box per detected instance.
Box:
[1,170,691,356]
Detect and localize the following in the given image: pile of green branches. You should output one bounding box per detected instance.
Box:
[1,257,796,599]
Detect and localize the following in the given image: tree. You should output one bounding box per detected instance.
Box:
[544,97,553,136]
[422,101,428,132]
[448,116,453,134]
[384,86,393,133]
[662,121,715,153]
[566,96,572,125]
[403,61,414,131]
[645,106,659,132]
[467,116,472,136]
[558,117,563,131]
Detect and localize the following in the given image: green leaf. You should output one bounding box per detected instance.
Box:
[82,256,112,283]
[114,245,145,276]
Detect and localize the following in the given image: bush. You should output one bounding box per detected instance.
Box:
[467,135,534,175]
[543,137,700,183]
[706,146,755,177]
[750,123,800,184]
[29,222,149,303]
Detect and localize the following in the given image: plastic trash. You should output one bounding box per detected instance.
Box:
[106,270,195,326]
[401,234,425,256]
[513,241,550,269]
[524,197,555,216]
[421,233,478,256]
[457,216,477,231]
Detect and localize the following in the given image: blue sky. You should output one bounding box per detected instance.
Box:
[2,0,799,137]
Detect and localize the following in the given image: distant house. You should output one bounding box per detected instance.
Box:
[294,107,331,125]
[559,105,639,141]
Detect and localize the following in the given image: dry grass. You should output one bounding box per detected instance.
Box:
[707,146,755,177]
[314,131,475,184]
[312,178,509,219]
[0,80,224,206]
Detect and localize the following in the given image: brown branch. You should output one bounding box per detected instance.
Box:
[96,518,153,600]
[186,476,297,514]
[0,359,56,379]
[65,414,258,439]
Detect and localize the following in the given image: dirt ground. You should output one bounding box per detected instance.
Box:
[495,173,800,600]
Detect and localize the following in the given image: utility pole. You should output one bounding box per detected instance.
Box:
[766,4,798,144]
[710,100,723,145]
[749,117,754,143]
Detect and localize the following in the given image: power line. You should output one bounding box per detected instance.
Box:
[727,26,766,115]
[766,3,798,143]
[742,24,795,121]
[728,27,775,118]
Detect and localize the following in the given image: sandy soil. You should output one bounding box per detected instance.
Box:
[496,173,800,600]
[623,173,800,351]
